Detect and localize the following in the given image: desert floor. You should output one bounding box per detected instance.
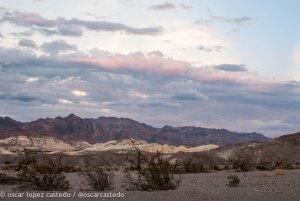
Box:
[0,169,299,201]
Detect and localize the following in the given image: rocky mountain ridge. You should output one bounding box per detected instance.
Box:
[0,114,269,146]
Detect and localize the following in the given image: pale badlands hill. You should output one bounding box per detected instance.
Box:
[0,135,218,155]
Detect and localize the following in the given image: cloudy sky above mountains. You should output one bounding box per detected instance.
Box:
[0,0,299,137]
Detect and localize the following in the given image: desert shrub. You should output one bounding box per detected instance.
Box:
[123,150,181,191]
[170,158,210,174]
[16,156,71,191]
[229,156,251,172]
[255,161,276,171]
[182,159,205,173]
[84,167,114,191]
[227,175,240,187]
[211,164,221,171]
[17,165,70,191]
[3,160,10,165]
[0,173,18,185]
[15,153,37,171]
[275,159,294,170]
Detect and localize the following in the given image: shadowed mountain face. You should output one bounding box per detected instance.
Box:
[210,132,300,163]
[0,114,269,146]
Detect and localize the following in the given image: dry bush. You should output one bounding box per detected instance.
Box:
[181,159,207,173]
[17,165,70,191]
[0,172,18,185]
[227,175,240,187]
[16,155,71,191]
[84,167,114,191]
[228,156,251,172]
[123,150,181,191]
[255,160,276,171]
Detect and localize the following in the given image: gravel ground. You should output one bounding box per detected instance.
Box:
[0,169,299,201]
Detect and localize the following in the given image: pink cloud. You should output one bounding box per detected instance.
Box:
[70,51,189,76]
[60,50,279,91]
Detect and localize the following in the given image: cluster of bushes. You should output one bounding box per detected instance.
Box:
[122,150,181,191]
[170,158,225,173]
[0,150,181,192]
[0,172,18,185]
[228,156,297,172]
[83,167,114,191]
[16,158,71,191]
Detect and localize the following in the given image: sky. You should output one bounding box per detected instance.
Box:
[0,0,299,137]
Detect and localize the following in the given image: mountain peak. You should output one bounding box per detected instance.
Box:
[65,114,81,120]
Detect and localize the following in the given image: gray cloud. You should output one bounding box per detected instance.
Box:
[10,31,33,37]
[149,2,191,10]
[179,4,192,9]
[208,9,253,26]
[214,64,247,72]
[41,40,77,54]
[18,39,37,48]
[150,2,176,10]
[172,92,203,101]
[195,9,253,28]
[0,8,163,36]
[198,45,223,52]
[226,17,253,26]
[69,18,162,35]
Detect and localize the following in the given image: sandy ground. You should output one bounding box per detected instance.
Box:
[0,169,299,201]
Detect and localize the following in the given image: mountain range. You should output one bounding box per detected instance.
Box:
[0,114,269,146]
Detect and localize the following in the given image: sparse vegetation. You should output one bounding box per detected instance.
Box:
[16,154,71,191]
[227,175,240,187]
[84,167,114,191]
[228,155,251,172]
[0,172,18,185]
[123,150,181,191]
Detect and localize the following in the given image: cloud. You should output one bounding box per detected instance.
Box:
[195,8,253,29]
[214,64,247,72]
[208,9,253,26]
[0,7,163,36]
[25,77,39,83]
[179,4,192,9]
[0,46,299,136]
[69,50,189,76]
[149,2,191,10]
[226,17,253,26]
[18,39,37,48]
[71,90,87,97]
[172,92,204,101]
[58,99,72,104]
[69,19,163,35]
[41,40,77,54]
[198,45,223,52]
[150,2,177,10]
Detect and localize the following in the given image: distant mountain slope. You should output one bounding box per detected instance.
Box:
[212,132,300,163]
[0,114,269,146]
